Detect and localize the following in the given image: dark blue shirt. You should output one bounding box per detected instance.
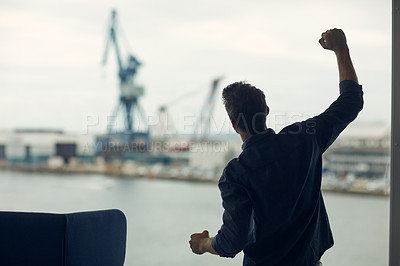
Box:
[212,80,364,265]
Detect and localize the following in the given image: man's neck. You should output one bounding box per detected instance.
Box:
[238,126,268,142]
[239,132,253,143]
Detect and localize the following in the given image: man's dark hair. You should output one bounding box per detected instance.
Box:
[222,81,268,134]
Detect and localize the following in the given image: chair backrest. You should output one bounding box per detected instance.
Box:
[0,209,127,266]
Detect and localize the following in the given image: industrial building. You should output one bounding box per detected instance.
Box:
[0,129,95,165]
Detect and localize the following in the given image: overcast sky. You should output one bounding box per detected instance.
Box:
[0,0,391,135]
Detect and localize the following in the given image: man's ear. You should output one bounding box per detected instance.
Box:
[266,105,270,116]
[231,121,239,133]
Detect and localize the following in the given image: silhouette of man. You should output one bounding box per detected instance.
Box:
[189,29,363,265]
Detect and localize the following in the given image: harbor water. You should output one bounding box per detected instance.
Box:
[0,170,389,266]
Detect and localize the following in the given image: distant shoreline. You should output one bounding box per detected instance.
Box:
[0,161,389,197]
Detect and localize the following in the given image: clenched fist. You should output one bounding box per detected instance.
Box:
[189,230,210,255]
[319,28,348,52]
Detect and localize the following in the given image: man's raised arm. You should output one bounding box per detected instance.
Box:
[310,28,363,153]
[319,28,359,83]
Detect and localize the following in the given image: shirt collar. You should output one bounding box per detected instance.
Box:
[241,128,275,150]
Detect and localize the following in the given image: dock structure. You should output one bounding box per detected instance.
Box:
[322,124,390,194]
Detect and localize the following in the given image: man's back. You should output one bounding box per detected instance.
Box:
[224,129,332,265]
[214,80,363,265]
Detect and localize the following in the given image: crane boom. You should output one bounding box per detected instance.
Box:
[194,77,223,137]
[102,10,123,70]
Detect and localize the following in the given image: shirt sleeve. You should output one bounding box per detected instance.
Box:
[212,171,253,258]
[303,80,364,153]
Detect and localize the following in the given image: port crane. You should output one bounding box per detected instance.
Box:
[154,77,222,138]
[100,9,150,154]
[194,77,223,138]
[150,77,222,154]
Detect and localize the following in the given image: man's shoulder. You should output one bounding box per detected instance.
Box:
[222,156,248,182]
[278,121,318,138]
[224,157,244,175]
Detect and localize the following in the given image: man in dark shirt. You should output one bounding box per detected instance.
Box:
[189,29,363,265]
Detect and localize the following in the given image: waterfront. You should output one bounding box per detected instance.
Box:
[0,170,389,266]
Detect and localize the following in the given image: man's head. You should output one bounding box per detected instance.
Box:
[222,82,269,135]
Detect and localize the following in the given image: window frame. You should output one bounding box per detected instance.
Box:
[389,0,400,265]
